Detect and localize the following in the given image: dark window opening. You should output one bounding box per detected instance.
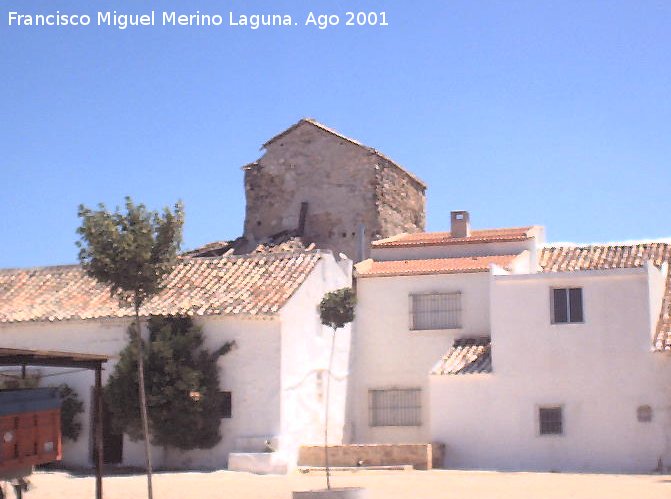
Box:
[539,407,563,435]
[552,288,583,323]
[219,391,232,419]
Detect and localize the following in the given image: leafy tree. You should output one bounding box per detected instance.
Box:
[57,384,84,441]
[318,287,356,490]
[77,197,184,499]
[105,316,235,450]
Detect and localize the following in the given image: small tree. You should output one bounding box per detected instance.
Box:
[318,288,356,490]
[105,316,235,450]
[57,384,84,441]
[77,197,184,499]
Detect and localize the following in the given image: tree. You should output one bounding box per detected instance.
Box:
[77,197,184,499]
[318,287,356,490]
[105,316,235,450]
[57,384,84,442]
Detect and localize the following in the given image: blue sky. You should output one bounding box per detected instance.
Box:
[2,1,670,267]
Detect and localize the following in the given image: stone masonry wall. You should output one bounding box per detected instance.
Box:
[374,156,426,239]
[298,443,444,470]
[243,121,426,261]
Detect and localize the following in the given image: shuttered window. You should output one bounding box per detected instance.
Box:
[410,292,461,330]
[369,389,421,427]
[552,288,583,324]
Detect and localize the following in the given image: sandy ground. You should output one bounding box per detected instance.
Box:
[7,469,671,499]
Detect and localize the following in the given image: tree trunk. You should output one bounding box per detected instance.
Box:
[135,308,154,499]
[324,328,337,490]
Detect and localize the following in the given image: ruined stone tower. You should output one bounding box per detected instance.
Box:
[242,119,426,261]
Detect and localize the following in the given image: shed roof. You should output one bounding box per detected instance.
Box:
[0,251,322,324]
[431,337,492,375]
[0,348,109,369]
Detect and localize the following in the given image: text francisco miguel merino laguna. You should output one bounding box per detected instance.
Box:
[7,10,350,29]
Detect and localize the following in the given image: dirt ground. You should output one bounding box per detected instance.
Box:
[8,469,671,499]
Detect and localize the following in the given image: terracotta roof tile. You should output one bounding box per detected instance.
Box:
[373,227,537,248]
[355,255,519,278]
[0,252,321,324]
[431,337,492,375]
[538,243,671,351]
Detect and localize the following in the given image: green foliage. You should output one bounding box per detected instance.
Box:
[319,288,356,330]
[76,197,184,309]
[105,316,235,450]
[57,384,84,441]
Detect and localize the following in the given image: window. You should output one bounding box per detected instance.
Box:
[219,391,232,419]
[637,405,653,423]
[369,388,421,427]
[551,288,583,324]
[410,292,461,330]
[539,407,563,435]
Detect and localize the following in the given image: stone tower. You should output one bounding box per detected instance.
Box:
[242,119,426,261]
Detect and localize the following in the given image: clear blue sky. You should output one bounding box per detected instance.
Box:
[2,1,670,267]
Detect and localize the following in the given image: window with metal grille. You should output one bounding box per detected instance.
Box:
[410,292,461,330]
[551,288,583,324]
[539,407,563,435]
[369,388,421,427]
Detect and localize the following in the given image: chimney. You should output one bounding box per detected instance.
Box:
[451,211,470,238]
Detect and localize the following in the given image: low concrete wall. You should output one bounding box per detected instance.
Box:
[298,443,443,470]
[228,452,288,474]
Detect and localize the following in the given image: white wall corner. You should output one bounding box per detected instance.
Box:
[646,260,668,344]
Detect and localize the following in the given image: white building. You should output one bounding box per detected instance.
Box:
[0,250,352,472]
[351,210,671,472]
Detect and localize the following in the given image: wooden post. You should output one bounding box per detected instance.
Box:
[95,365,104,499]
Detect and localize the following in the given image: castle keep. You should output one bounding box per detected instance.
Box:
[241,119,426,261]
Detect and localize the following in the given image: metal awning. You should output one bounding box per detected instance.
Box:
[0,348,108,369]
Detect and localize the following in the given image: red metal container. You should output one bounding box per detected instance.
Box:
[0,388,62,475]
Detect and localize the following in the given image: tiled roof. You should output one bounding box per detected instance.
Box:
[538,243,671,351]
[355,255,519,278]
[431,337,492,375]
[372,227,537,248]
[0,252,321,324]
[261,118,427,189]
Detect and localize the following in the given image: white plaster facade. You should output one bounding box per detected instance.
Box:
[432,264,671,472]
[0,252,352,472]
[350,213,671,472]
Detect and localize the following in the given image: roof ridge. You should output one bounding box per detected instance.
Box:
[0,250,325,273]
[0,263,81,274]
[541,241,671,250]
[182,249,324,262]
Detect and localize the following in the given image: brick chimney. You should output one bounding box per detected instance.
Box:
[451,211,471,238]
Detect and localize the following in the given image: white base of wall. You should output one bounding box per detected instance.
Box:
[228,452,288,474]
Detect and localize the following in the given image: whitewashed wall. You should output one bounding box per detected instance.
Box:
[278,253,353,467]
[349,271,491,444]
[0,315,284,469]
[430,266,671,472]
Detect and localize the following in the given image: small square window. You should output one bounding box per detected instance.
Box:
[539,406,563,435]
[219,391,232,419]
[552,288,583,324]
[637,405,652,423]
